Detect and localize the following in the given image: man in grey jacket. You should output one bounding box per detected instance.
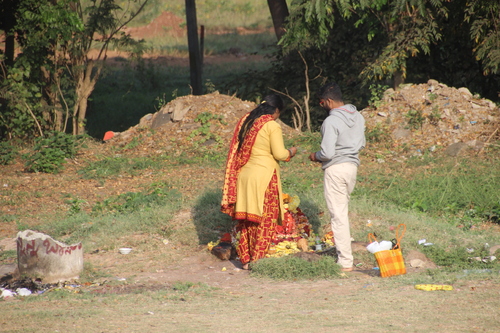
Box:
[309,82,366,272]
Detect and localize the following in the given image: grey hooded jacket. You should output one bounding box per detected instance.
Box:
[314,104,366,169]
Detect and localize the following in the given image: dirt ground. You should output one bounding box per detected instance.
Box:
[1,11,500,331]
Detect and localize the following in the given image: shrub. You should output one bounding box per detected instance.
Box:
[0,141,18,165]
[23,132,87,173]
[251,255,341,280]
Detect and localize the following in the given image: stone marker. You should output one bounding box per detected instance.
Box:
[17,230,83,283]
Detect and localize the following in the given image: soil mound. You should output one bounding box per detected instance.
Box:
[106,80,499,158]
[105,92,297,154]
[363,79,499,155]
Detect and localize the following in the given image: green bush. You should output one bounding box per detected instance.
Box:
[0,141,18,165]
[23,132,87,173]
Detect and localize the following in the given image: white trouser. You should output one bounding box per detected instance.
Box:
[324,162,358,268]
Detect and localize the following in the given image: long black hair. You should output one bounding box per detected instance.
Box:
[237,94,284,151]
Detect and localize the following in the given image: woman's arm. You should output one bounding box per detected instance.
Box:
[268,122,297,161]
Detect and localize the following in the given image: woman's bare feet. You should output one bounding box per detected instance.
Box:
[242,263,249,270]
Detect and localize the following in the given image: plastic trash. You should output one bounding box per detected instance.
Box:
[366,240,393,254]
[1,289,15,298]
[16,288,32,296]
[366,242,379,253]
[379,241,393,251]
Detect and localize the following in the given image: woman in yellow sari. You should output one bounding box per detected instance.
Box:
[221,94,297,270]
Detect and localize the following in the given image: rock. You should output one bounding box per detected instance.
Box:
[151,111,171,129]
[383,88,395,102]
[466,140,484,150]
[409,259,425,268]
[210,242,236,260]
[392,128,412,140]
[0,263,18,279]
[458,87,473,100]
[171,103,191,122]
[138,113,153,128]
[405,250,437,269]
[489,245,500,256]
[486,100,496,110]
[16,230,83,283]
[427,79,439,86]
[444,142,468,156]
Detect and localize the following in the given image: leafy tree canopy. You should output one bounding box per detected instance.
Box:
[280,0,500,85]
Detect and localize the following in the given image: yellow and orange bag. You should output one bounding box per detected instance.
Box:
[369,224,406,278]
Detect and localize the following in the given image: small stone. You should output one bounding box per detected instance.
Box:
[444,142,468,156]
[458,87,473,100]
[427,79,439,87]
[410,259,425,268]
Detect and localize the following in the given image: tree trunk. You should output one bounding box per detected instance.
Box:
[267,0,289,41]
[185,0,202,95]
[0,0,19,68]
[72,60,101,135]
[394,70,404,89]
[4,34,15,68]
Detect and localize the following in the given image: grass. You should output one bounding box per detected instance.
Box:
[26,183,183,247]
[355,153,500,223]
[78,155,164,180]
[251,255,342,280]
[150,0,275,31]
[202,32,276,55]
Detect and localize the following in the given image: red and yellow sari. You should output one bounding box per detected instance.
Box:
[221,113,286,265]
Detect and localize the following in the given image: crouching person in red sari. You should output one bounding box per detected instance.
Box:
[221,94,297,270]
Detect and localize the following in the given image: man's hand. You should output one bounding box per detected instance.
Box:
[309,152,317,162]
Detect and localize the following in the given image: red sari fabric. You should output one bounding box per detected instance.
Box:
[221,113,279,264]
[235,170,279,264]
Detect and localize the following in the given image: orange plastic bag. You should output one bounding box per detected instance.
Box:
[369,224,406,278]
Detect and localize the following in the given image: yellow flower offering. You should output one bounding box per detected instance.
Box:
[288,195,300,213]
[207,240,219,251]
